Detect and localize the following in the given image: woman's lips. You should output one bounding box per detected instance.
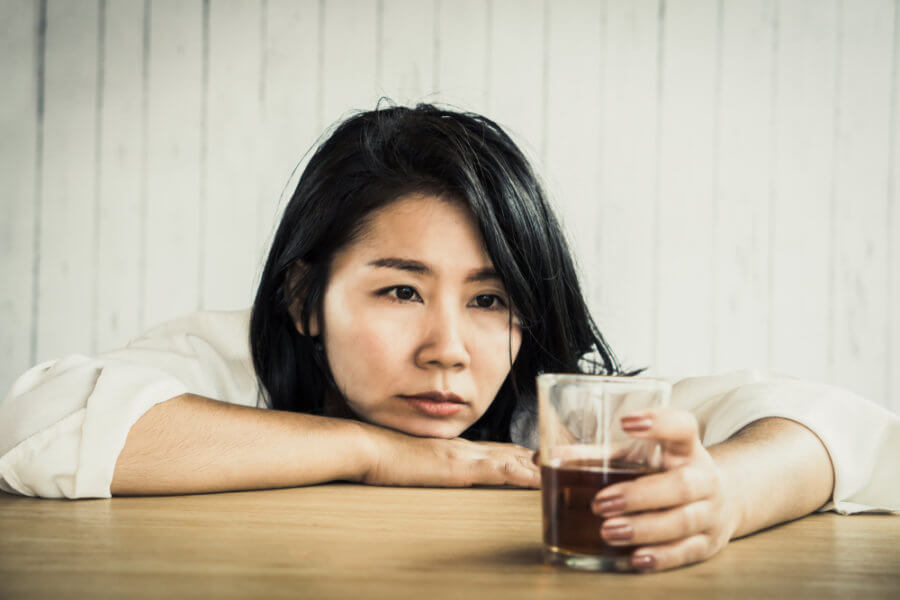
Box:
[402,395,465,417]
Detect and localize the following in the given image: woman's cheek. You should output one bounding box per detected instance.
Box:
[349,308,414,363]
[468,319,520,381]
[472,313,521,354]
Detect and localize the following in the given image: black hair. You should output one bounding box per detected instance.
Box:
[250,102,646,442]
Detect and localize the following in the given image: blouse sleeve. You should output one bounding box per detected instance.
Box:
[509,368,899,515]
[0,309,260,499]
[667,368,900,515]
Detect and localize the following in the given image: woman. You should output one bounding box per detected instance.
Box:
[1,104,897,574]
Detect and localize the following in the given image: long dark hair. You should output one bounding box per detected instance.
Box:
[250,102,646,442]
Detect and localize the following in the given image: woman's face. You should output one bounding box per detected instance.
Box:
[305,193,522,438]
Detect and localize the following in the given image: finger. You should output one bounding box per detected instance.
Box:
[592,465,717,515]
[517,454,542,487]
[477,442,539,461]
[514,458,542,488]
[629,533,714,573]
[474,443,539,466]
[472,455,541,489]
[600,500,715,547]
[621,408,701,458]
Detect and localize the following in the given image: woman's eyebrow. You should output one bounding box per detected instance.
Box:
[367,257,429,274]
[366,257,501,283]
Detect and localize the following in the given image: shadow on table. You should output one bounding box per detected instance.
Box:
[438,544,546,569]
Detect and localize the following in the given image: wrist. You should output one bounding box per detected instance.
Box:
[342,418,380,483]
[714,460,744,540]
[283,412,381,485]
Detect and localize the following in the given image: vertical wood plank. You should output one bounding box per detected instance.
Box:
[35,0,99,362]
[203,0,263,310]
[596,0,660,374]
[96,0,144,351]
[0,0,39,390]
[434,0,488,112]
[712,0,775,374]
[544,0,603,338]
[379,0,435,104]
[487,0,545,168]
[144,0,204,327]
[771,0,837,383]
[3,0,894,407]
[321,0,378,130]
[655,0,718,377]
[830,0,894,403]
[258,0,320,279]
[891,0,900,414]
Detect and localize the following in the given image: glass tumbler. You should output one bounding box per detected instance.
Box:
[538,373,671,572]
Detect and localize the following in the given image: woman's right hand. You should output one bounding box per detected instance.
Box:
[358,425,541,488]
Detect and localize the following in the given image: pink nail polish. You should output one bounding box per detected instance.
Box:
[593,494,626,515]
[601,523,633,541]
[621,417,652,432]
[632,554,656,571]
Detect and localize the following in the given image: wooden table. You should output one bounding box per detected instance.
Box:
[1,484,898,599]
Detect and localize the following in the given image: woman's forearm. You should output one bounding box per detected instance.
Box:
[110,394,372,496]
[707,417,836,539]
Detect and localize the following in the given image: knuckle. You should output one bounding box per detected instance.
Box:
[710,465,727,497]
[678,505,692,533]
[675,467,694,498]
[700,500,717,530]
[680,503,701,533]
[499,459,517,477]
[686,535,710,564]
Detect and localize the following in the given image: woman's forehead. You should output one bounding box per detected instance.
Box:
[336,194,497,276]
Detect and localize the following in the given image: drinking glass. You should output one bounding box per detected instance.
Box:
[538,373,672,572]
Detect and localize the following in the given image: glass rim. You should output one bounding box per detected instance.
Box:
[537,372,672,390]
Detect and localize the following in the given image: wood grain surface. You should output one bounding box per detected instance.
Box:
[1,484,898,599]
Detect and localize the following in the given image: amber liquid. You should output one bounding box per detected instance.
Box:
[541,459,658,557]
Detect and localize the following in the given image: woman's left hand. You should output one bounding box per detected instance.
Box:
[592,408,741,573]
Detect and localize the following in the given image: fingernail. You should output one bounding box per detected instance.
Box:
[601,520,633,541]
[632,553,656,571]
[593,494,626,515]
[621,416,653,432]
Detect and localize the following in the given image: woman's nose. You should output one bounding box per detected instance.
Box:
[415,304,470,370]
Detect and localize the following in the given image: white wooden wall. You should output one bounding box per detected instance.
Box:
[1,0,898,413]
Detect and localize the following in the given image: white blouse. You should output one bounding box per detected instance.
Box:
[1,308,898,514]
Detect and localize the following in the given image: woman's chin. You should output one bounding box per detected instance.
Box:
[381,415,467,439]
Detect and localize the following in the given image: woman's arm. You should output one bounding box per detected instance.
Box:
[708,417,834,539]
[111,393,540,496]
[111,393,370,495]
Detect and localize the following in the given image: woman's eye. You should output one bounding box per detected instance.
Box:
[471,294,506,310]
[384,285,421,302]
[395,286,416,300]
[379,287,506,310]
